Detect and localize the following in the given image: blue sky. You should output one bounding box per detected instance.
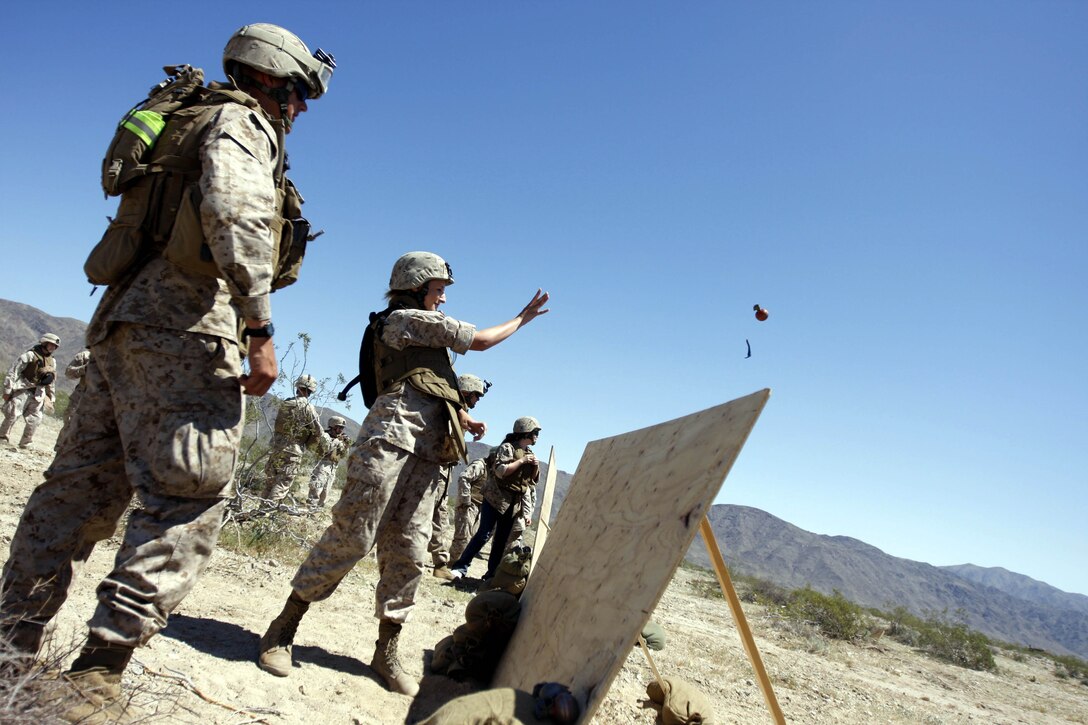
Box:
[3,2,1086,596]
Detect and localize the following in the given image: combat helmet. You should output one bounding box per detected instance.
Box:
[295,374,318,393]
[513,416,541,435]
[389,252,454,291]
[223,23,336,100]
[39,333,61,347]
[457,374,491,397]
[328,415,346,428]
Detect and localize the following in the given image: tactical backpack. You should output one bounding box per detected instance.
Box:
[337,307,386,408]
[85,65,319,290]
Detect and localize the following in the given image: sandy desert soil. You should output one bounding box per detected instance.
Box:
[2,416,1086,724]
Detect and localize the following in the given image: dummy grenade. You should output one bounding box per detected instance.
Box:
[753,304,769,321]
[533,682,580,724]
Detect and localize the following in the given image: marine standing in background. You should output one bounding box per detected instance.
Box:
[261,374,329,508]
[258,251,549,696]
[1,333,60,449]
[0,23,335,721]
[448,455,489,563]
[431,373,490,580]
[62,349,92,426]
[450,417,541,582]
[307,415,350,508]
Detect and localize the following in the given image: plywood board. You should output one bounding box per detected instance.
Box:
[493,389,770,722]
[530,446,558,576]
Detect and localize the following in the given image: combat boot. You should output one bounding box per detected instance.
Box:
[372,619,418,696]
[433,566,456,581]
[60,634,141,723]
[18,427,34,448]
[258,592,310,677]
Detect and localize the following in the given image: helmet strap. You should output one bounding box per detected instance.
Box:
[233,66,294,133]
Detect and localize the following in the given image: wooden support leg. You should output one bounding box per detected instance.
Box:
[699,516,786,724]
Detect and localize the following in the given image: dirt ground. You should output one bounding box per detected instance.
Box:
[2,416,1087,724]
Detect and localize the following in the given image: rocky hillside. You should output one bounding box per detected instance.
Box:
[942,563,1088,615]
[0,299,88,395]
[686,504,1088,659]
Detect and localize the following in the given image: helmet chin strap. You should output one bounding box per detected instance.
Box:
[243,73,295,132]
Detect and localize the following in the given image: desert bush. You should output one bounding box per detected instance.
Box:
[688,577,724,600]
[1051,653,1088,685]
[734,573,791,608]
[880,606,996,671]
[917,611,995,671]
[784,587,869,642]
[50,389,70,420]
[219,514,318,563]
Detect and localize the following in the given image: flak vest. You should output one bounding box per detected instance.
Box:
[371,298,468,464]
[496,446,536,494]
[19,347,57,389]
[272,397,318,449]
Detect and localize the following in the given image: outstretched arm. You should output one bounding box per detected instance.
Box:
[469,290,550,351]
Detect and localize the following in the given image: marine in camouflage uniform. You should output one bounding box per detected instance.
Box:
[62,349,92,426]
[0,23,334,716]
[431,373,490,579]
[261,374,329,506]
[258,252,549,696]
[448,456,488,562]
[450,417,541,582]
[1,333,60,448]
[306,416,349,507]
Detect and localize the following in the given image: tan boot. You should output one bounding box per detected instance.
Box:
[432,566,456,581]
[258,592,310,677]
[60,635,141,724]
[372,620,418,696]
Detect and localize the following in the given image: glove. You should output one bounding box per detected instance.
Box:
[38,372,56,386]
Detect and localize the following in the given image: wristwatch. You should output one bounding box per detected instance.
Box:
[242,322,275,340]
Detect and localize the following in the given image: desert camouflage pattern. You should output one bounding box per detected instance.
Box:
[1,348,57,445]
[0,323,242,646]
[65,349,92,381]
[428,469,454,567]
[482,442,535,516]
[306,431,350,507]
[500,443,537,552]
[62,349,92,426]
[449,457,488,561]
[288,310,475,623]
[1,96,282,651]
[86,102,279,347]
[262,395,326,503]
[291,438,445,623]
[363,309,475,463]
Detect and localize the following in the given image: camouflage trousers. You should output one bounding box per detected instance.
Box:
[0,387,46,445]
[262,451,304,504]
[291,438,444,624]
[427,471,453,567]
[63,381,86,426]
[0,323,242,649]
[307,460,338,507]
[448,501,481,563]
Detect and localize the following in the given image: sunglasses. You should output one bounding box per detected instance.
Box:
[288,79,312,102]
